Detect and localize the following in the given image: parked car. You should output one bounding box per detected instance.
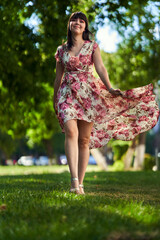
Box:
[58,155,96,165]
[58,155,67,165]
[35,156,49,166]
[88,155,97,165]
[17,156,34,166]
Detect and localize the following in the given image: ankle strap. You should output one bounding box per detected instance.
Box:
[79,184,84,187]
[71,177,78,181]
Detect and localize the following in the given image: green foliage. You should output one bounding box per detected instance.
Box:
[109,160,124,171]
[0,130,17,160]
[0,167,160,239]
[143,153,155,170]
[99,1,160,90]
[52,133,65,154]
[0,0,96,154]
[108,139,131,161]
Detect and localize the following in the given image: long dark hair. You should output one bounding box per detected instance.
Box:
[66,11,93,50]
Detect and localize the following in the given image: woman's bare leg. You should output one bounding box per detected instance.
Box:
[77,120,93,193]
[64,119,79,191]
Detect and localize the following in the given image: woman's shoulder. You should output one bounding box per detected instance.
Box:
[56,43,67,51]
[85,40,98,53]
[85,40,98,47]
[85,39,96,43]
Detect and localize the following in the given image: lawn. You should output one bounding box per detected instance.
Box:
[0,165,160,240]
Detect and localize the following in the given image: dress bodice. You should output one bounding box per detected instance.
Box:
[55,40,98,74]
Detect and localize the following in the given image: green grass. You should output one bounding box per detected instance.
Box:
[0,165,160,240]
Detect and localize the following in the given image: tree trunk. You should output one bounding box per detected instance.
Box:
[123,138,136,170]
[90,148,108,171]
[134,132,146,170]
[43,139,54,165]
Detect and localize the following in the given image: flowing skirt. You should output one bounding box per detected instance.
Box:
[55,72,160,149]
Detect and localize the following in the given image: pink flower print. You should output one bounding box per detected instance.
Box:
[126,89,135,98]
[141,104,149,111]
[71,90,77,98]
[109,119,116,125]
[152,120,157,127]
[107,119,116,130]
[124,130,129,137]
[132,128,138,134]
[104,133,110,139]
[59,48,63,57]
[74,103,81,111]
[118,129,129,137]
[148,107,155,116]
[71,82,80,91]
[99,109,106,117]
[82,97,92,109]
[66,97,72,104]
[66,75,73,82]
[92,92,99,100]
[142,96,153,103]
[131,122,138,127]
[138,116,148,122]
[59,111,65,119]
[132,126,141,133]
[78,73,87,82]
[92,88,100,100]
[95,115,102,123]
[79,54,89,65]
[60,103,69,111]
[137,126,142,132]
[69,56,80,68]
[94,140,101,148]
[96,130,104,138]
[95,104,103,112]
[77,108,84,116]
[122,113,128,117]
[117,123,127,130]
[108,125,114,130]
[90,82,97,89]
[61,81,67,89]
[117,100,125,107]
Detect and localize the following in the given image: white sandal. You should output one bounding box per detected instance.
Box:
[69,177,80,194]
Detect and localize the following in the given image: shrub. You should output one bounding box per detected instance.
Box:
[143,153,155,170]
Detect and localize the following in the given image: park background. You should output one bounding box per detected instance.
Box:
[0,0,160,171]
[0,1,160,239]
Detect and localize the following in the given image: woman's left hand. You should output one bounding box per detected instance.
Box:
[109,88,123,96]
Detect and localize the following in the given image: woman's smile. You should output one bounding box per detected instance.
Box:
[70,18,86,33]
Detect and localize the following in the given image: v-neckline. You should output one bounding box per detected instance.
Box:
[68,40,87,58]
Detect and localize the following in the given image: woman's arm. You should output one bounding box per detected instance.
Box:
[53,61,64,110]
[93,45,122,96]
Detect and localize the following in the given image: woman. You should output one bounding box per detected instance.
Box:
[54,11,159,195]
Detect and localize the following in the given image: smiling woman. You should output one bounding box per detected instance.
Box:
[53,11,159,195]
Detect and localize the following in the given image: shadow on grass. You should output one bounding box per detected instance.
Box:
[0,171,160,239]
[0,171,160,205]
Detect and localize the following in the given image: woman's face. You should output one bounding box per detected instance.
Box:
[70,18,86,36]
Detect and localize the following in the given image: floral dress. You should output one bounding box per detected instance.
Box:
[55,40,159,149]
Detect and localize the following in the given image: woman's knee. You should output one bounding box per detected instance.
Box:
[78,137,90,148]
[64,121,78,138]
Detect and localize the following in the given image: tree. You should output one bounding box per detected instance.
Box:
[0,0,96,159]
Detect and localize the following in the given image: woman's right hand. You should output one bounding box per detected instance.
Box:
[109,88,123,96]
